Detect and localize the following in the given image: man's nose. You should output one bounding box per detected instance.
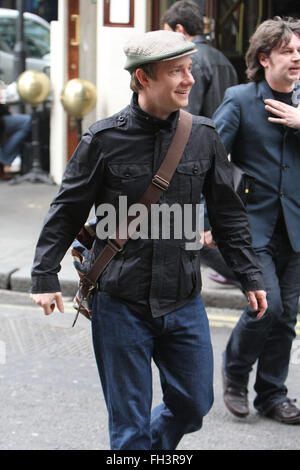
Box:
[292,50,300,60]
[183,70,195,86]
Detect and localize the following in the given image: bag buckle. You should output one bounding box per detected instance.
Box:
[80,277,96,295]
[152,174,169,191]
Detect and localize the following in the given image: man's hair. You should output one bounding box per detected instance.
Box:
[246,16,300,82]
[130,63,157,93]
[161,0,203,36]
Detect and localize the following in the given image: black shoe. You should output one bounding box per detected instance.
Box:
[266,399,300,425]
[222,367,249,417]
[0,163,13,181]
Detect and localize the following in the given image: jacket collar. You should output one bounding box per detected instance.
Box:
[257,79,276,101]
[257,79,297,107]
[192,35,207,45]
[130,93,179,131]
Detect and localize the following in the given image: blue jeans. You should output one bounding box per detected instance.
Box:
[92,293,214,450]
[224,226,300,414]
[0,114,31,165]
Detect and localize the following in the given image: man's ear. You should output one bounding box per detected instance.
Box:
[135,68,150,88]
[175,24,186,35]
[258,52,269,68]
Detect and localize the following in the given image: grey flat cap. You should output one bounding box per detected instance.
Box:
[124,30,196,71]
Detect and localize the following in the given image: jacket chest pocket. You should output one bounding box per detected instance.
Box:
[172,159,211,203]
[105,163,152,204]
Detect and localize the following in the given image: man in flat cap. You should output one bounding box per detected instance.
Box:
[30,30,267,450]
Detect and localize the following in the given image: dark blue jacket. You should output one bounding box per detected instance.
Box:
[213,79,300,252]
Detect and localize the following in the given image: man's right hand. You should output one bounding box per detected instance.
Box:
[30,292,64,316]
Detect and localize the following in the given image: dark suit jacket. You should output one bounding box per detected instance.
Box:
[213,79,300,252]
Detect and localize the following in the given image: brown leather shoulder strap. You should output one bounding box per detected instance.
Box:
[153,110,193,187]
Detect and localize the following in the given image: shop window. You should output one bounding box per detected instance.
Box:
[104,0,135,27]
[24,18,50,58]
[0,17,15,51]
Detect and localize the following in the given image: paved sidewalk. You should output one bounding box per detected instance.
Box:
[0,180,78,296]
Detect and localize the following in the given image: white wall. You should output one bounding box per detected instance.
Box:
[79,0,97,130]
[49,0,68,184]
[96,0,148,119]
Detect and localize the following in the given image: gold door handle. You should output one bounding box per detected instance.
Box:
[70,14,80,46]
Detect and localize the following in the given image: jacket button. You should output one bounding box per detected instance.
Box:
[118,116,126,123]
[193,167,198,174]
[280,192,285,197]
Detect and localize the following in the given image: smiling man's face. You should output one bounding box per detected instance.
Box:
[137,55,195,120]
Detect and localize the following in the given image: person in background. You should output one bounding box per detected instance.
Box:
[211,17,300,425]
[162,0,238,118]
[162,0,239,285]
[0,81,31,179]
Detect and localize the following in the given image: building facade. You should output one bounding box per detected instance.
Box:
[2,0,300,182]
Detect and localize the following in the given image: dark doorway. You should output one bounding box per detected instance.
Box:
[211,0,300,82]
[271,0,300,19]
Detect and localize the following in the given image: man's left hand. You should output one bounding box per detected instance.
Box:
[201,230,217,248]
[264,98,300,129]
[245,290,268,319]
